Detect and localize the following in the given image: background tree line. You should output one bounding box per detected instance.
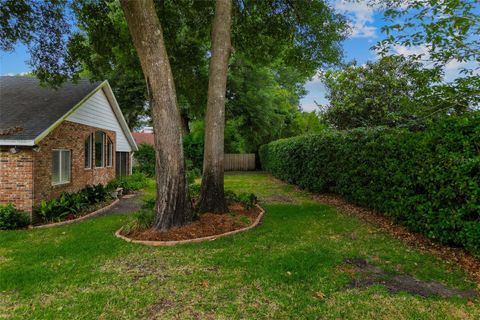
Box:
[2,0,477,229]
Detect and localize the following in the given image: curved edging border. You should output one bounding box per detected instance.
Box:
[114,204,265,246]
[32,198,121,229]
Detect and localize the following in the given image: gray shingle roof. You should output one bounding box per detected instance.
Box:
[0,76,101,142]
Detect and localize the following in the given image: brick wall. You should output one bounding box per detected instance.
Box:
[0,149,34,214]
[33,121,117,208]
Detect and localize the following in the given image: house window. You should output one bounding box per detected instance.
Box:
[52,150,71,185]
[95,131,105,167]
[84,134,92,169]
[107,138,113,167]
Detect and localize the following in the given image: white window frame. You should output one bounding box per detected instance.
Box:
[107,137,113,167]
[85,134,92,169]
[52,149,71,186]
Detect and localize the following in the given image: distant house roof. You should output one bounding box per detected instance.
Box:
[0,76,137,151]
[132,132,154,146]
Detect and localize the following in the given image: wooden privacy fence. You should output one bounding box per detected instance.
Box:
[224,154,256,171]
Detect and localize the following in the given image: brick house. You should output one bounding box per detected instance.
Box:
[0,76,138,217]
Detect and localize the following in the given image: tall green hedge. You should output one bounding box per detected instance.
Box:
[259,113,480,255]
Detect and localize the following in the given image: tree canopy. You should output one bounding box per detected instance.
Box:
[0,0,348,137]
[373,0,480,74]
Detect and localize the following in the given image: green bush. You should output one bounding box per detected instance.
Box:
[83,184,109,204]
[133,143,156,177]
[186,160,201,185]
[36,184,111,223]
[225,190,258,209]
[123,209,156,233]
[107,172,149,193]
[0,204,30,230]
[260,113,480,255]
[183,121,205,170]
[189,183,201,199]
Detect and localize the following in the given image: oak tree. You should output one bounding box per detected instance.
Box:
[198,0,232,213]
[119,0,193,230]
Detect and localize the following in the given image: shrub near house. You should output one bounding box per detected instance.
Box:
[0,204,30,230]
[34,174,149,224]
[260,112,480,255]
[36,184,111,223]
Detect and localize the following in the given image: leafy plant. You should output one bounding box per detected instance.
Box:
[224,190,239,203]
[229,213,251,227]
[225,190,257,209]
[142,198,156,210]
[0,204,30,230]
[133,143,155,177]
[260,112,480,255]
[38,199,64,222]
[189,183,201,199]
[107,173,149,193]
[84,184,109,204]
[35,184,111,223]
[124,209,155,232]
[237,193,258,209]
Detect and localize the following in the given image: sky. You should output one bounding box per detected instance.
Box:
[301,1,384,111]
[0,1,475,112]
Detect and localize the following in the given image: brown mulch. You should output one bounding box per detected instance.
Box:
[314,193,480,284]
[122,203,261,241]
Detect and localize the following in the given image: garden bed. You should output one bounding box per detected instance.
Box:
[33,198,119,229]
[116,203,264,246]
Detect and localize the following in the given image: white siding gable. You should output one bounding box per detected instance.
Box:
[66,89,132,152]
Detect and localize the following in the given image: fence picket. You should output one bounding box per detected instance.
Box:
[224,154,255,171]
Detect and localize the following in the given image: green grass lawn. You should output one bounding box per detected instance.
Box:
[1,172,479,319]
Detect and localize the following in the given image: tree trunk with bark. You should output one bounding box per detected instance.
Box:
[120,0,192,230]
[198,0,232,213]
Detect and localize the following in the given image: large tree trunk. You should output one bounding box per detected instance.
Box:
[198,0,232,213]
[120,0,192,230]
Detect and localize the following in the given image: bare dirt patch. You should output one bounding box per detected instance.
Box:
[121,204,261,241]
[342,257,478,299]
[148,297,176,317]
[314,193,480,284]
[262,194,297,203]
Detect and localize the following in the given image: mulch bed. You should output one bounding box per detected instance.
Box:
[121,203,261,241]
[314,193,480,284]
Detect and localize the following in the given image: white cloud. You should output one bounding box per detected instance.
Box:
[392,44,430,59]
[392,44,478,82]
[301,80,329,111]
[445,59,465,71]
[301,102,321,112]
[444,60,479,82]
[334,1,378,38]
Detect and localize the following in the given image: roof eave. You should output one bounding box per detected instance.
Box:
[0,140,35,146]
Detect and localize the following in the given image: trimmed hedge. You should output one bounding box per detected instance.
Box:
[259,113,480,255]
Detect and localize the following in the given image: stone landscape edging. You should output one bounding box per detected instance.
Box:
[114,204,265,246]
[32,198,120,229]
